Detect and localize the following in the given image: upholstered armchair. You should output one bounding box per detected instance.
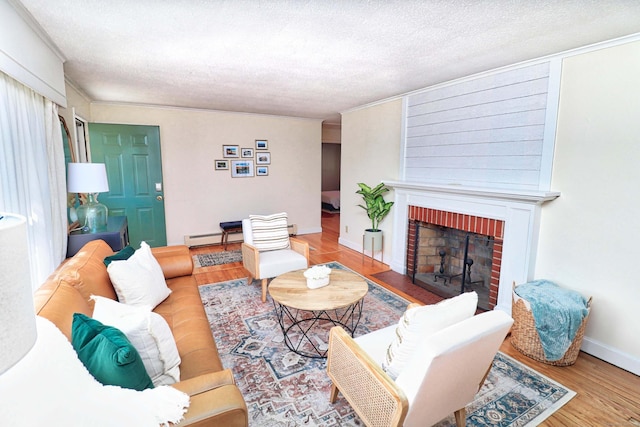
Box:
[241,212,309,302]
[327,292,513,427]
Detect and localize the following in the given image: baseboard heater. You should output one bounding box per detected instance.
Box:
[184,224,297,247]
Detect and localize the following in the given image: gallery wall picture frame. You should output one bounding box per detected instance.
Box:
[231,160,254,178]
[214,159,229,170]
[223,145,239,158]
[256,166,269,176]
[256,152,271,165]
[241,148,254,158]
[255,139,268,150]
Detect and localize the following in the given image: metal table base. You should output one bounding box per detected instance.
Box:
[272,299,364,358]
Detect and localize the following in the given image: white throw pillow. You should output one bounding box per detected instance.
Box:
[91,296,181,386]
[107,241,171,309]
[382,291,478,379]
[249,212,291,252]
[1,316,189,427]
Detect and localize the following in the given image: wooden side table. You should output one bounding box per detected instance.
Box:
[67,216,129,257]
[269,268,368,358]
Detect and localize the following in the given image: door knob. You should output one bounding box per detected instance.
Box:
[156,195,163,201]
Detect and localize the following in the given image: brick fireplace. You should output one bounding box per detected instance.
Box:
[385,181,559,313]
[406,207,505,309]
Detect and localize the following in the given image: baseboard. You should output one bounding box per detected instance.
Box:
[338,236,385,262]
[296,226,323,235]
[184,224,298,247]
[580,336,640,376]
[184,232,241,247]
[338,236,358,252]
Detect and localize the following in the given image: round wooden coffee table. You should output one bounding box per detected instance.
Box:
[269,268,368,358]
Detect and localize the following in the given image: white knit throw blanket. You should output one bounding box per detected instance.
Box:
[0,316,189,426]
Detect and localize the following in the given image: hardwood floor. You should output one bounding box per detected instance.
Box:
[191,211,640,426]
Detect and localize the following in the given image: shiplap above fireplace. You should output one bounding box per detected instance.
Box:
[401,60,561,192]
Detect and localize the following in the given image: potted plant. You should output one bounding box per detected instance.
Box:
[356,182,394,252]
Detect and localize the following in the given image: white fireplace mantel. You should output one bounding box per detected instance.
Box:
[384,180,560,314]
[384,181,560,205]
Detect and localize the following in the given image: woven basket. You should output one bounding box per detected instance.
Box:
[511,289,592,366]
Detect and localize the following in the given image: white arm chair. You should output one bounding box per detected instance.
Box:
[241,214,309,302]
[327,308,514,427]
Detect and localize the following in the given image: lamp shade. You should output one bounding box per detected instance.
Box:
[67,162,109,193]
[0,213,37,375]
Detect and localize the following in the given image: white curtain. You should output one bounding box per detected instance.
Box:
[0,72,67,291]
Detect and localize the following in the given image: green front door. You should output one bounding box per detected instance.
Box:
[88,123,167,247]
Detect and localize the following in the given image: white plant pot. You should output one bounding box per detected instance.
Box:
[363,229,383,252]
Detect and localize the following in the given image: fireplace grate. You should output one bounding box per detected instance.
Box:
[409,221,494,310]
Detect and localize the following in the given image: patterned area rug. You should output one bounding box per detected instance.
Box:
[198,262,575,426]
[193,249,242,267]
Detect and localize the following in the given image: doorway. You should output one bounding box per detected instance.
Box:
[88,123,167,247]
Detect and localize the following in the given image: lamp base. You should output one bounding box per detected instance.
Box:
[76,193,108,233]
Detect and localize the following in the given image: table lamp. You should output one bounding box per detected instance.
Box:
[67,162,110,233]
[0,213,37,375]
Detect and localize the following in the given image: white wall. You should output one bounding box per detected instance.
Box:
[339,100,402,259]
[535,40,640,372]
[89,103,322,245]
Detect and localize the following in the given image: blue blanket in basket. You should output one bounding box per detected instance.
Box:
[515,280,589,361]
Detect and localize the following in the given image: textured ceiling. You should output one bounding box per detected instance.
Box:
[14,0,640,123]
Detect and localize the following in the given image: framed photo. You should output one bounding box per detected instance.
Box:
[256,166,269,176]
[223,145,239,158]
[241,148,254,158]
[256,152,271,165]
[231,160,254,178]
[255,139,268,150]
[214,159,229,170]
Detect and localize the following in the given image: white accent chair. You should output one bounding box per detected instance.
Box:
[327,307,514,427]
[241,217,309,302]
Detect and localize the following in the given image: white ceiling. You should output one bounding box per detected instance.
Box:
[14,0,640,123]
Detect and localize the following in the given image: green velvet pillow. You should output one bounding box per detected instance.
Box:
[71,313,154,391]
[103,245,135,266]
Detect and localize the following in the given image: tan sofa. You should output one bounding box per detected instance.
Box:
[33,239,248,427]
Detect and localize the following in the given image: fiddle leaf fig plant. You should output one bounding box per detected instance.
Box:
[356,182,394,231]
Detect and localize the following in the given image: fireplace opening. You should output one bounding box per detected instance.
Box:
[405,206,505,311]
[409,223,494,310]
